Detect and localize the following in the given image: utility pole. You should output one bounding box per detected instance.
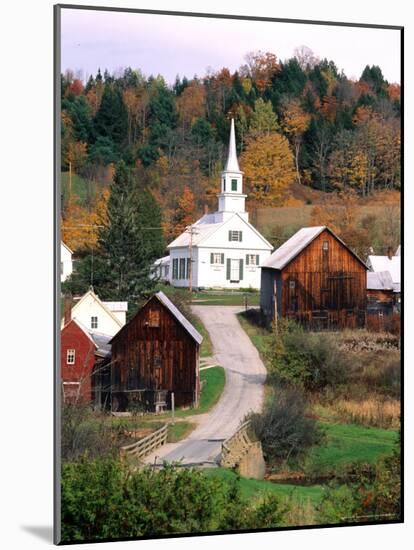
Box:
[186,225,199,296]
[273,277,278,334]
[69,161,72,199]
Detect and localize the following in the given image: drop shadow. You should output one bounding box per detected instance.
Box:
[21,525,54,543]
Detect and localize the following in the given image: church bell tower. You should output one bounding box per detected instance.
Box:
[216,118,248,222]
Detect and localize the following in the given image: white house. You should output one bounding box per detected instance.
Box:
[62,288,128,336]
[167,119,273,290]
[150,255,170,282]
[61,241,73,282]
[367,251,401,293]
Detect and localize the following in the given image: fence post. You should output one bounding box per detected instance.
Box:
[171,392,175,425]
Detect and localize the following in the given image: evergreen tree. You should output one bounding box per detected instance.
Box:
[94,84,128,145]
[97,161,165,301]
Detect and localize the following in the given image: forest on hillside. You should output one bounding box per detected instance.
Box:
[61,48,401,299]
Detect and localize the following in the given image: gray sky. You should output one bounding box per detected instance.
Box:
[61,8,401,84]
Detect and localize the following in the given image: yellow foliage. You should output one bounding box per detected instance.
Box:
[240,133,296,206]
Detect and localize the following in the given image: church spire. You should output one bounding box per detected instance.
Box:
[225,118,240,172]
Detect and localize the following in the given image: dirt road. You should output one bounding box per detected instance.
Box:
[144,306,266,466]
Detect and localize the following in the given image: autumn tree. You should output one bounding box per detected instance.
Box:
[281,99,311,184]
[240,133,295,206]
[168,186,197,241]
[240,51,280,91]
[176,81,206,132]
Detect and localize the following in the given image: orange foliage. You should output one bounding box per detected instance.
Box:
[67,79,84,96]
[241,51,280,91]
[61,190,109,252]
[387,83,401,102]
[177,81,206,130]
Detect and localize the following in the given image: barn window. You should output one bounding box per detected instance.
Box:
[289,280,296,290]
[66,349,75,365]
[231,179,238,191]
[229,230,242,242]
[154,351,162,369]
[148,309,160,328]
[91,316,98,329]
[322,241,329,251]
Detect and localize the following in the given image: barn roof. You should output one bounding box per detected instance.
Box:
[367,271,394,291]
[155,291,203,345]
[261,226,367,271]
[367,255,401,292]
[89,331,112,358]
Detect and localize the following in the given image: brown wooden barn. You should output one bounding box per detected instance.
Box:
[260,226,367,330]
[94,291,203,412]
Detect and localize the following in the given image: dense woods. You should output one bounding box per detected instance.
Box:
[61,48,401,300]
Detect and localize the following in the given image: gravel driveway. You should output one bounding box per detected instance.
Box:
[144,306,266,466]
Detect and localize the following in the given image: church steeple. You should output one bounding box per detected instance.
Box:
[225,118,240,172]
[216,118,248,222]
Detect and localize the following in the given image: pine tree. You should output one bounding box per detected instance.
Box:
[97,161,165,301]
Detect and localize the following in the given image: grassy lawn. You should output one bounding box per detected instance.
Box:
[306,422,398,474]
[237,310,272,365]
[192,291,260,307]
[192,315,213,357]
[205,468,324,504]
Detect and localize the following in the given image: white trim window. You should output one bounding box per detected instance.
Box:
[91,316,98,329]
[246,254,259,266]
[66,349,75,365]
[228,230,242,242]
[210,252,225,265]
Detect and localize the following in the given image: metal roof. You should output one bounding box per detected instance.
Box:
[261,226,367,271]
[261,226,326,270]
[89,331,112,358]
[168,215,224,248]
[155,291,203,345]
[103,301,128,312]
[367,255,401,287]
[152,255,170,266]
[367,271,394,291]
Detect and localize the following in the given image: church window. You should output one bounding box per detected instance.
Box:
[172,258,178,279]
[229,230,242,242]
[223,178,226,191]
[179,258,186,279]
[246,254,259,265]
[231,179,238,191]
[211,253,224,265]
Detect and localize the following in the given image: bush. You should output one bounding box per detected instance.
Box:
[61,458,292,542]
[268,322,350,391]
[248,387,323,464]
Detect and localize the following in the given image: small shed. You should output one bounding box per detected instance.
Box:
[260,226,367,330]
[99,291,203,412]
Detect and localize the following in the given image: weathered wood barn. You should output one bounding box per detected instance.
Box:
[95,291,203,412]
[260,226,367,330]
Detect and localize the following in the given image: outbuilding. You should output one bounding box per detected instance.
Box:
[260,226,367,330]
[98,291,202,412]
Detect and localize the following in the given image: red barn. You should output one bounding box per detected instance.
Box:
[61,319,111,404]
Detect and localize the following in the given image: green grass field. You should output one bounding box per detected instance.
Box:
[167,421,196,443]
[192,291,260,307]
[205,468,324,504]
[307,422,398,474]
[192,315,213,357]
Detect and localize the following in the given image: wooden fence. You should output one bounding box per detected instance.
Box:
[120,424,168,461]
[221,420,253,468]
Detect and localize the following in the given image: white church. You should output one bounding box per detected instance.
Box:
[166,119,273,290]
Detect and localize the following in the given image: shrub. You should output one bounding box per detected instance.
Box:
[61,459,291,542]
[248,387,323,464]
[267,322,350,391]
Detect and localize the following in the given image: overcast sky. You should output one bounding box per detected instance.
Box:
[60,8,401,84]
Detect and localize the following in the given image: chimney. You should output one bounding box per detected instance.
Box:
[387,247,393,260]
[63,296,72,326]
[204,204,209,215]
